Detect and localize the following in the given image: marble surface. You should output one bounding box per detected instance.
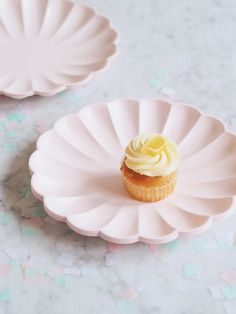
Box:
[0,0,236,313]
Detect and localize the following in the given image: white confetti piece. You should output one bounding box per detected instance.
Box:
[46,266,63,278]
[4,248,28,261]
[203,240,219,251]
[27,255,47,268]
[64,266,80,276]
[80,264,98,277]
[57,253,76,266]
[224,300,236,314]
[208,284,224,299]
[214,231,234,247]
[176,279,194,294]
[105,251,120,266]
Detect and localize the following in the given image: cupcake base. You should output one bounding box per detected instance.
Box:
[121,161,177,202]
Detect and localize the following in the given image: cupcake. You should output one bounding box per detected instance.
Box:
[121,133,179,202]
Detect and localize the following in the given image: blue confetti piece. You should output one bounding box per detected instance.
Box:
[54,274,70,287]
[164,239,180,250]
[0,288,12,302]
[3,142,17,153]
[117,300,137,313]
[5,130,18,138]
[21,226,39,237]
[0,212,11,225]
[7,111,28,123]
[221,285,236,299]
[184,263,202,279]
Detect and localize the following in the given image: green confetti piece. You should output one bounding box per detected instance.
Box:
[20,187,31,198]
[194,240,206,252]
[0,288,12,302]
[164,239,180,250]
[117,300,137,312]
[0,212,11,225]
[5,130,17,138]
[33,206,47,217]
[25,267,38,277]
[21,226,39,237]
[9,260,21,271]
[221,285,236,299]
[54,274,70,287]
[7,111,27,123]
[184,263,202,279]
[3,142,17,153]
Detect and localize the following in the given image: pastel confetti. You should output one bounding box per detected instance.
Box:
[149,70,168,88]
[221,271,236,285]
[0,288,12,302]
[148,244,157,252]
[21,226,39,237]
[3,142,17,153]
[20,187,31,198]
[118,289,138,300]
[0,212,11,225]
[54,274,70,287]
[208,284,224,299]
[7,111,28,123]
[32,206,46,217]
[43,216,57,225]
[34,119,50,134]
[203,240,219,251]
[57,253,76,266]
[25,217,43,228]
[80,264,98,277]
[27,255,47,269]
[105,251,120,266]
[0,264,12,277]
[64,266,80,276]
[176,279,194,294]
[164,239,180,250]
[117,299,137,312]
[107,242,121,252]
[4,248,28,261]
[4,120,21,131]
[184,263,202,279]
[214,231,234,247]
[224,300,236,314]
[46,266,63,278]
[221,284,236,299]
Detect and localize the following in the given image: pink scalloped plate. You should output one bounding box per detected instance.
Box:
[29,99,236,244]
[0,0,118,99]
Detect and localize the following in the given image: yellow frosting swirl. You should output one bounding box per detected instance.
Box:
[124,133,179,177]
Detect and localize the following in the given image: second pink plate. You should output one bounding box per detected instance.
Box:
[29,99,236,244]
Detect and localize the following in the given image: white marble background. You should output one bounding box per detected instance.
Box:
[0,0,236,313]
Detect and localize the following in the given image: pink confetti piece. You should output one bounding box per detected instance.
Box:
[0,264,12,277]
[34,119,50,134]
[221,271,236,284]
[57,253,76,266]
[107,242,121,252]
[4,120,22,131]
[118,288,138,300]
[208,284,224,299]
[148,244,157,252]
[25,217,43,228]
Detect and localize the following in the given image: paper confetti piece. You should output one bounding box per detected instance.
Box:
[32,206,47,217]
[203,240,219,251]
[156,249,173,262]
[0,288,12,302]
[176,279,194,294]
[21,226,39,237]
[64,266,80,276]
[215,231,234,247]
[160,87,177,98]
[148,244,157,252]
[4,248,28,261]
[117,299,137,312]
[0,264,12,277]
[149,70,168,88]
[164,239,180,250]
[7,111,28,123]
[221,271,236,284]
[107,242,121,252]
[27,255,47,269]
[57,253,76,266]
[3,142,17,153]
[5,130,18,139]
[54,274,70,287]
[221,284,236,299]
[0,212,11,225]
[105,251,120,266]
[208,284,224,299]
[34,119,50,134]
[184,263,202,279]
[20,187,31,198]
[46,266,63,278]
[118,289,138,300]
[80,264,98,277]
[224,300,236,314]
[4,120,22,131]
[43,216,57,225]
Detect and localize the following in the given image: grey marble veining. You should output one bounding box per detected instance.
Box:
[0,0,236,313]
